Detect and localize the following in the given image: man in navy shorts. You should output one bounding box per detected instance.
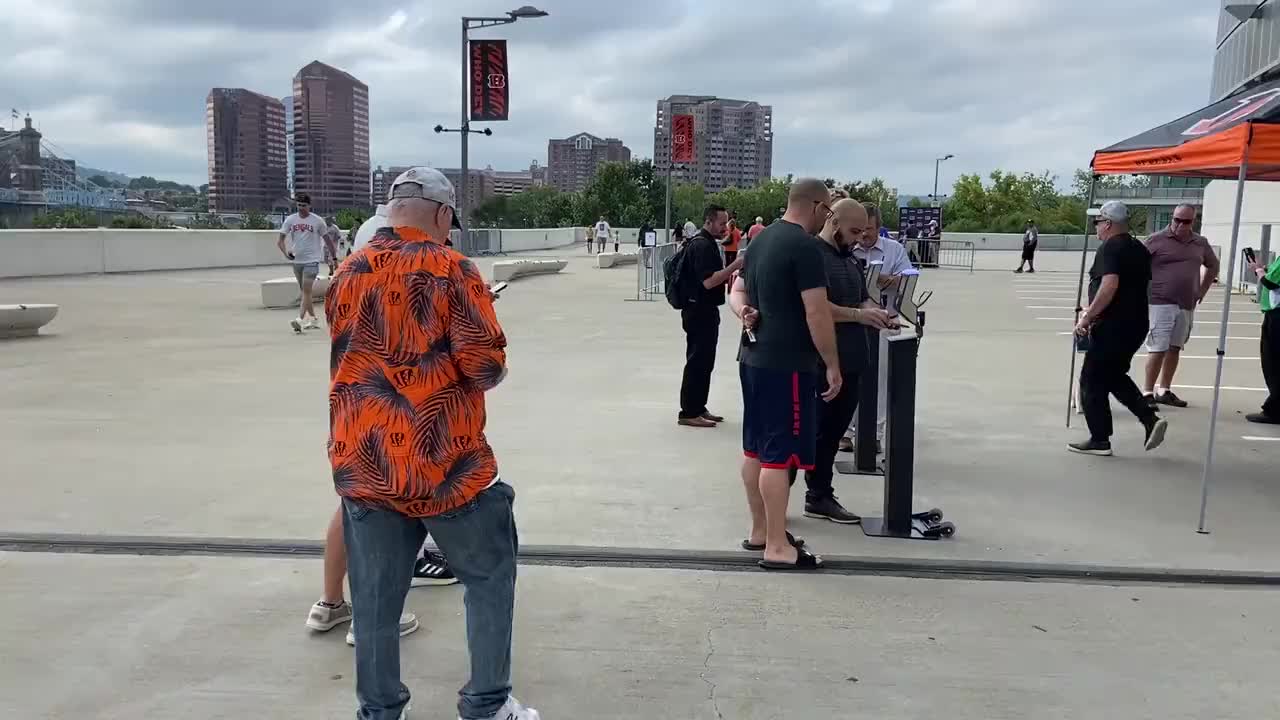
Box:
[734,178,842,571]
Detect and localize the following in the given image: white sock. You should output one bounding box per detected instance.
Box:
[1155,386,1167,396]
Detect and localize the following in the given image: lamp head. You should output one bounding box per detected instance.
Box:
[508,5,548,18]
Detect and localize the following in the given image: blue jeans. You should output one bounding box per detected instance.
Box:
[343,481,519,720]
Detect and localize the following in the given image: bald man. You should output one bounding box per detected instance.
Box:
[732,199,892,526]
[731,178,841,571]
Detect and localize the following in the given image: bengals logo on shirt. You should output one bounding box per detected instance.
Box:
[325,226,509,517]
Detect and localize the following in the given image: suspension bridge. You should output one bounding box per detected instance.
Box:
[0,116,127,212]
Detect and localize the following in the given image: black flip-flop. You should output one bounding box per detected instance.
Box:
[741,531,805,552]
[758,548,824,571]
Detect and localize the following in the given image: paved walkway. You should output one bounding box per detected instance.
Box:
[3,552,1278,719]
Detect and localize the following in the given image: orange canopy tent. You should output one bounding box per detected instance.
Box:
[1077,77,1280,532]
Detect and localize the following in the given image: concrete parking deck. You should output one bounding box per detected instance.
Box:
[1,251,1275,572]
[3,249,1278,718]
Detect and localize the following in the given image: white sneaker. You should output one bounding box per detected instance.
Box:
[304,317,321,330]
[305,600,352,631]
[346,612,420,646]
[462,696,540,720]
[290,317,303,334]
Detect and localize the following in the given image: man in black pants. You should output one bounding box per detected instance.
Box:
[1071,201,1169,456]
[734,198,893,522]
[678,204,744,428]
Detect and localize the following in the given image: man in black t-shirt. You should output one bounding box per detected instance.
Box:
[732,178,842,571]
[677,204,744,428]
[1071,201,1168,456]
[732,198,893,526]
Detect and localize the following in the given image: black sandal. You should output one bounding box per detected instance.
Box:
[741,531,805,552]
[758,548,824,571]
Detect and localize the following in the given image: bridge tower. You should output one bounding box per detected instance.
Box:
[17,116,43,192]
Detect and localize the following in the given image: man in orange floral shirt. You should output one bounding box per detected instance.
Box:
[326,167,539,720]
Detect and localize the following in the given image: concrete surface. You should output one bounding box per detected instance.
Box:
[2,553,1277,720]
[0,252,1277,572]
[0,302,58,338]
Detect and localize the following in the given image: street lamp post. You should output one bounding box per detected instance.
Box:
[446,6,547,238]
[932,153,954,204]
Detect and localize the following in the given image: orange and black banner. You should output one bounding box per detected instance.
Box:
[469,39,509,122]
[671,114,694,163]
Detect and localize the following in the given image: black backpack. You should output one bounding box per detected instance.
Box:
[663,242,695,309]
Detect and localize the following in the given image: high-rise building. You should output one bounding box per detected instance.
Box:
[491,161,547,196]
[437,167,495,213]
[653,95,772,193]
[282,95,295,194]
[205,88,289,212]
[371,165,414,204]
[547,134,630,192]
[292,61,371,213]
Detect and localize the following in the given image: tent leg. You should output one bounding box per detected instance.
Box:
[1197,158,1250,534]
[1066,175,1098,427]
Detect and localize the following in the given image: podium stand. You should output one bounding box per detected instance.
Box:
[860,325,955,540]
[836,328,882,477]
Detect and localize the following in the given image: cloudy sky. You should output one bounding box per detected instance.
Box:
[1,0,1220,193]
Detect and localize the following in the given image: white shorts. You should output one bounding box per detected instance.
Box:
[1146,304,1193,352]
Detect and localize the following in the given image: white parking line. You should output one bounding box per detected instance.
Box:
[1025,305,1254,313]
[1054,333,1254,340]
[1137,354,1257,360]
[1036,317,1261,325]
[1174,384,1267,392]
[1242,435,1280,442]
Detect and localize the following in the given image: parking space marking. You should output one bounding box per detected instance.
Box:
[1173,384,1267,392]
[1242,435,1280,442]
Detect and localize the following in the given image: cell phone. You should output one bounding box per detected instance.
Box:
[1244,247,1257,263]
[490,281,509,296]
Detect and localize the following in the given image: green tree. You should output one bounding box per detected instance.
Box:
[577,161,644,226]
[243,209,272,230]
[33,208,98,228]
[335,208,370,230]
[843,177,900,229]
[87,174,118,188]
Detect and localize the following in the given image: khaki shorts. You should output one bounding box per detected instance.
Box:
[1146,304,1193,352]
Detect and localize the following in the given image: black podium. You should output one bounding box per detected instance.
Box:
[859,322,955,540]
[835,327,882,477]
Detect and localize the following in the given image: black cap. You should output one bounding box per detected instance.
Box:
[295,192,311,205]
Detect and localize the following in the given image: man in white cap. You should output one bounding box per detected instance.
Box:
[326,166,539,720]
[1071,200,1168,457]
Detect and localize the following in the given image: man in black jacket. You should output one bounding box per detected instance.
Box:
[677,204,743,428]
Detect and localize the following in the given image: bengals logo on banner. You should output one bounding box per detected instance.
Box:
[672,114,694,164]
[470,39,509,122]
[1183,88,1280,137]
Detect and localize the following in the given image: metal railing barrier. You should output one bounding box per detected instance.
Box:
[631,242,678,301]
[911,239,974,272]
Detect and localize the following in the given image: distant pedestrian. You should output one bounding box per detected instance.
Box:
[746,216,766,246]
[585,225,594,254]
[722,217,742,265]
[594,216,611,254]
[1141,204,1219,408]
[1071,201,1168,457]
[276,192,336,334]
[672,224,685,244]
[1246,249,1280,424]
[1014,220,1039,273]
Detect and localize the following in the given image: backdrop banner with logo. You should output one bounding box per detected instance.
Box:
[469,39,509,122]
[1085,75,1280,532]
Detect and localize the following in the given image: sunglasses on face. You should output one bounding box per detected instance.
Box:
[814,201,833,221]
[1172,217,1194,226]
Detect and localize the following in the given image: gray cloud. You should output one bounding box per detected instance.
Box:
[0,0,1218,192]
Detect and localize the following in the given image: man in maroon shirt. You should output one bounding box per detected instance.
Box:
[1142,204,1220,408]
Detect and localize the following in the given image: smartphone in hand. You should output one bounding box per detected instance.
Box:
[1244,247,1257,264]
[490,281,509,297]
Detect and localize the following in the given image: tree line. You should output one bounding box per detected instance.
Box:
[471,160,1144,235]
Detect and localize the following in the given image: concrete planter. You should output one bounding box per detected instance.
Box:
[0,303,59,338]
[261,275,332,309]
[491,259,568,282]
[596,251,638,269]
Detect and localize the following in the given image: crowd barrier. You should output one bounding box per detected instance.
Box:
[631,243,678,301]
[909,239,975,272]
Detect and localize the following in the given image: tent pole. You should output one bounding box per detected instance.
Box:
[1066,174,1098,427]
[1196,150,1251,534]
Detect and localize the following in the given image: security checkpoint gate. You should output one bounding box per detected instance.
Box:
[628,242,678,301]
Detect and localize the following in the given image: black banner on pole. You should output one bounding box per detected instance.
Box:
[469,39,509,122]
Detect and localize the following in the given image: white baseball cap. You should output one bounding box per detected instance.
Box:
[389,167,462,229]
[1097,200,1129,223]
